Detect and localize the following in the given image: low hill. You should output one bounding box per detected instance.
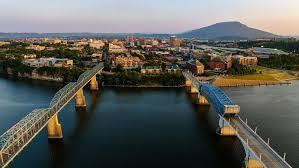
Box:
[180,21,279,40]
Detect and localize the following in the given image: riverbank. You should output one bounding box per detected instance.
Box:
[213,78,291,87]
[103,84,184,88]
[0,72,64,83]
[213,69,297,87]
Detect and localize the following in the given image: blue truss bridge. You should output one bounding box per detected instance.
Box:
[183,71,292,168]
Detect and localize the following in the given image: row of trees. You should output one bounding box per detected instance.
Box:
[36,66,83,82]
[101,71,185,86]
[0,59,34,75]
[228,64,256,75]
[259,55,299,70]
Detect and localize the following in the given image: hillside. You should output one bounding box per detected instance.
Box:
[180,21,279,40]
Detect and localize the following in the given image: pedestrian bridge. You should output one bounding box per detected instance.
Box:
[183,71,292,168]
[0,63,103,168]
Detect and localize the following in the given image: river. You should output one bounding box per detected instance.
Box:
[0,78,298,168]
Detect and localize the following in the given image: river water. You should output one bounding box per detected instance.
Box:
[0,78,298,168]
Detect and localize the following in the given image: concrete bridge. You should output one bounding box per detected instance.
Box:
[0,63,103,168]
[183,71,292,168]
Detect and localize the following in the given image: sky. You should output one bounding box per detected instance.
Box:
[0,0,299,35]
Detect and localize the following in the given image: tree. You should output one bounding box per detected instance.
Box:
[114,64,124,72]
[103,61,112,71]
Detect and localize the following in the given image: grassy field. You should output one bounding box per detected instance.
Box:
[225,73,278,81]
[226,67,298,81]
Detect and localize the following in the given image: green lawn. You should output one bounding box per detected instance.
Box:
[226,73,278,81]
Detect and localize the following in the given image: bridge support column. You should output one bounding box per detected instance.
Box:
[197,94,209,106]
[245,159,264,168]
[90,76,99,91]
[185,79,191,87]
[47,114,63,139]
[75,88,86,107]
[242,143,264,168]
[190,86,199,94]
[218,116,237,136]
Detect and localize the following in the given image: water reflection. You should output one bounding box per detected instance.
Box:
[47,90,101,168]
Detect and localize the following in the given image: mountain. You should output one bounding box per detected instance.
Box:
[180,21,279,40]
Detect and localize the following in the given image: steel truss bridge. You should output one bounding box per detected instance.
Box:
[0,63,103,168]
[183,71,292,168]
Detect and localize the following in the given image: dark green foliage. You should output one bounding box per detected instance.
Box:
[103,61,111,71]
[203,71,215,77]
[40,49,80,60]
[36,66,83,82]
[228,64,256,75]
[0,59,34,76]
[102,71,185,86]
[259,54,299,70]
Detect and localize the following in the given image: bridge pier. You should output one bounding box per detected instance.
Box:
[90,76,99,91]
[218,116,237,136]
[190,86,199,94]
[75,88,86,107]
[47,114,63,139]
[197,95,209,106]
[185,79,191,87]
[245,159,264,168]
[242,143,264,168]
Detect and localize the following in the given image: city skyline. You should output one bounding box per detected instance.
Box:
[0,0,299,35]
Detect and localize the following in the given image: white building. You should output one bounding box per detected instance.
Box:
[23,58,73,68]
[26,44,45,51]
[109,43,128,53]
[89,40,105,49]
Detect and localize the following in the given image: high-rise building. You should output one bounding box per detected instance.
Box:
[170,36,181,47]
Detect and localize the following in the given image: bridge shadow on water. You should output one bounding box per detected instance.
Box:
[186,90,245,168]
[47,90,101,168]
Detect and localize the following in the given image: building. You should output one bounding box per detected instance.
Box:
[166,65,180,73]
[141,66,162,74]
[49,38,62,44]
[209,55,233,70]
[89,40,105,49]
[170,36,181,47]
[109,43,128,53]
[126,36,136,43]
[91,53,103,62]
[247,47,289,56]
[111,56,143,69]
[208,61,226,71]
[0,41,10,46]
[187,59,205,75]
[26,44,45,51]
[22,54,37,59]
[23,58,73,68]
[233,55,258,66]
[141,65,180,74]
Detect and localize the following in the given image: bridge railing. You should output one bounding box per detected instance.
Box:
[184,70,292,167]
[0,63,103,167]
[0,108,51,167]
[236,117,293,168]
[222,116,292,168]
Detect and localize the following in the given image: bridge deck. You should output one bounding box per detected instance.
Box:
[0,63,104,168]
[230,117,291,168]
[183,71,292,167]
